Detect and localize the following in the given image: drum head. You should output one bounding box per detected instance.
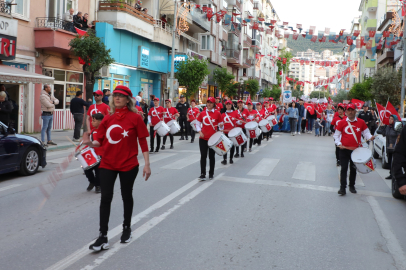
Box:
[208,132,222,146]
[228,127,242,137]
[259,119,268,126]
[167,120,175,125]
[351,148,371,162]
[245,122,258,129]
[153,122,162,130]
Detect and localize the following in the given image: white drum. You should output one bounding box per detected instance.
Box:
[258,119,272,133]
[190,119,199,132]
[228,127,247,146]
[266,115,278,126]
[351,147,376,174]
[167,120,180,134]
[75,147,100,170]
[208,132,234,156]
[154,121,170,137]
[245,121,262,139]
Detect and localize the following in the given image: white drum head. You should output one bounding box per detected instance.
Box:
[167,120,175,126]
[245,121,258,130]
[229,127,242,137]
[351,148,371,162]
[153,122,162,130]
[208,132,222,146]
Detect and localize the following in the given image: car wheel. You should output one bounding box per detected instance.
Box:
[373,148,379,159]
[392,177,404,199]
[382,149,390,169]
[19,147,40,176]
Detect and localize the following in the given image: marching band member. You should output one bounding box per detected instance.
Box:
[221,100,236,165]
[161,99,179,150]
[195,97,224,181]
[148,97,165,153]
[82,85,151,251]
[333,103,375,195]
[254,102,264,145]
[246,100,259,152]
[262,101,271,141]
[215,97,223,112]
[186,99,200,143]
[234,100,249,158]
[87,90,110,131]
[269,98,277,138]
[331,103,347,166]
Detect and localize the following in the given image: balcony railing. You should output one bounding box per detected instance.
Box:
[0,0,11,14]
[35,17,75,33]
[244,58,253,66]
[253,2,260,9]
[99,0,155,25]
[191,10,211,31]
[244,34,252,46]
[155,19,173,35]
[227,49,240,60]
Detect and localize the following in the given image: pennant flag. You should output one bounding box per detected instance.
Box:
[224,14,231,25]
[309,26,316,35]
[283,21,288,25]
[369,30,376,38]
[325,27,330,35]
[375,33,382,43]
[351,99,365,110]
[282,58,287,64]
[296,23,302,29]
[311,35,317,42]
[365,159,375,171]
[383,31,390,37]
[353,30,360,37]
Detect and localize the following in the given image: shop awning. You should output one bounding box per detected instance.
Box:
[0,65,54,84]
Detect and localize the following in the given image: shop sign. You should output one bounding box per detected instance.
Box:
[0,17,17,37]
[18,85,24,133]
[138,46,150,69]
[3,61,27,70]
[169,54,188,73]
[0,34,16,60]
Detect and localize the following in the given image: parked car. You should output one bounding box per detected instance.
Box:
[373,118,406,169]
[0,122,47,176]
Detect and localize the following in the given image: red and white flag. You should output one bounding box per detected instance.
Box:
[304,103,315,115]
[351,99,365,110]
[376,102,392,125]
[386,101,401,122]
[328,96,333,104]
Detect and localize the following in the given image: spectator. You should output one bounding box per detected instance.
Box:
[64,8,74,32]
[82,13,91,31]
[40,84,59,145]
[135,0,147,12]
[102,89,110,105]
[73,11,84,30]
[377,115,400,179]
[149,94,155,108]
[139,98,149,126]
[161,14,167,29]
[0,91,12,126]
[70,91,92,141]
[297,99,305,135]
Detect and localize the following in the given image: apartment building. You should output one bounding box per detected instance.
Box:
[347,16,360,90]
[288,58,314,95]
[296,49,320,59]
[321,49,333,60]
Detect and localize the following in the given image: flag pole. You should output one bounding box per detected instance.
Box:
[374,99,382,131]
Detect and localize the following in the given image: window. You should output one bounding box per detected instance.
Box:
[7,0,29,19]
[201,35,213,50]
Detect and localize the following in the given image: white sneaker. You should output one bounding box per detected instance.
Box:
[298,132,301,135]
[295,132,297,135]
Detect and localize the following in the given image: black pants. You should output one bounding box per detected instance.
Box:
[263,131,269,139]
[163,133,173,146]
[179,116,189,138]
[84,163,100,186]
[235,128,247,154]
[99,166,139,234]
[190,128,195,141]
[388,152,393,176]
[301,119,307,132]
[335,146,340,162]
[149,125,161,150]
[73,113,83,140]
[269,126,274,137]
[199,138,215,176]
[223,133,235,161]
[339,149,356,188]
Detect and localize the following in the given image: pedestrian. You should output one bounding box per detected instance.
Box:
[286,102,298,136]
[297,99,305,135]
[331,103,347,166]
[40,84,59,145]
[87,90,110,131]
[325,104,334,136]
[102,89,110,105]
[139,98,149,126]
[148,97,165,153]
[246,100,259,151]
[0,91,12,126]
[149,94,155,109]
[370,108,378,135]
[70,91,92,142]
[186,99,200,143]
[175,94,190,140]
[333,103,375,195]
[84,113,104,194]
[392,122,406,195]
[357,104,373,130]
[221,100,236,165]
[315,118,322,137]
[233,100,249,157]
[161,99,179,150]
[195,97,224,181]
[306,101,316,134]
[377,115,400,179]
[321,112,327,136]
[82,85,151,251]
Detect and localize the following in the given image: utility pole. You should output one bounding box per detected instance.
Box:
[401,10,406,117]
[169,0,178,103]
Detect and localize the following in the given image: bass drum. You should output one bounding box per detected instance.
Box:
[228,127,247,146]
[208,132,233,156]
[351,147,376,174]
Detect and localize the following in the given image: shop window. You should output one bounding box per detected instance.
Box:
[114,74,124,79]
[53,84,64,110]
[54,70,66,81]
[67,71,83,83]
[7,0,30,20]
[65,84,82,109]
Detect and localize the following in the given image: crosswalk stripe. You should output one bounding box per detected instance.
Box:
[336,167,365,187]
[161,154,200,169]
[247,158,279,176]
[292,162,316,181]
[140,153,177,167]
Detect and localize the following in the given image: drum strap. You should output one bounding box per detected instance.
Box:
[347,119,361,147]
[166,108,173,119]
[225,112,234,127]
[154,107,162,121]
[206,112,216,131]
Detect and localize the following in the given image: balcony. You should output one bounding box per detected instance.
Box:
[253,1,262,10]
[377,50,394,66]
[98,0,155,40]
[378,12,394,31]
[244,34,252,47]
[34,18,77,54]
[226,49,240,63]
[227,0,242,11]
[243,58,253,68]
[153,19,179,49]
[191,9,211,32]
[366,0,378,12]
[365,59,376,68]
[365,19,377,31]
[251,39,260,50]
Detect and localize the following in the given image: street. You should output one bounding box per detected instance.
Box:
[1,132,406,270]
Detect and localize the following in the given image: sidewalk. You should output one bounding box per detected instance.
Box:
[31,130,78,152]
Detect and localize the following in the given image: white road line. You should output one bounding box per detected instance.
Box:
[292,162,316,181]
[161,154,200,169]
[248,142,268,155]
[47,149,75,157]
[367,196,406,270]
[375,168,392,189]
[79,173,224,270]
[58,168,82,174]
[45,179,201,270]
[336,167,365,187]
[247,158,279,176]
[139,153,176,167]
[0,184,22,192]
[219,176,392,198]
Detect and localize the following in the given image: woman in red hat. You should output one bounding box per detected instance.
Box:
[186,99,200,143]
[233,100,249,157]
[161,99,179,150]
[221,100,236,165]
[82,85,151,251]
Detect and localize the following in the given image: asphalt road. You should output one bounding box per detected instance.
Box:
[1,132,406,270]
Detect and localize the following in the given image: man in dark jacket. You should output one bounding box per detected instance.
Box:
[73,12,84,30]
[102,89,110,105]
[392,123,406,195]
[297,99,305,135]
[357,104,373,130]
[70,91,92,141]
[0,91,12,126]
[175,94,190,140]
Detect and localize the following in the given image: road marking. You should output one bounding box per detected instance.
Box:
[139,153,176,167]
[292,162,316,181]
[58,168,82,174]
[218,176,392,198]
[367,196,406,270]
[247,158,279,176]
[79,173,224,270]
[45,178,202,270]
[47,149,75,157]
[336,167,365,187]
[0,184,22,192]
[375,168,392,189]
[248,142,268,154]
[161,154,200,169]
[48,157,74,164]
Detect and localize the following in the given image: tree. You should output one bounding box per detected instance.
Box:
[213,67,235,99]
[276,49,294,87]
[270,85,281,100]
[244,79,259,99]
[370,67,401,106]
[310,91,330,99]
[348,77,373,101]
[333,90,349,103]
[175,56,210,99]
[261,87,272,98]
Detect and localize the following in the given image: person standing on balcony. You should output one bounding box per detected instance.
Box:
[70,91,92,142]
[161,15,167,29]
[40,84,59,145]
[82,13,91,31]
[63,8,74,32]
[73,11,84,30]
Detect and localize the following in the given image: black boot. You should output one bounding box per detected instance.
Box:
[349,186,357,193]
[338,187,346,195]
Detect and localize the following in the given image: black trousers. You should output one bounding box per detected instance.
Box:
[223,133,235,161]
[199,138,215,176]
[190,129,195,141]
[179,116,189,138]
[269,126,274,137]
[163,133,174,146]
[149,125,161,150]
[73,113,83,140]
[235,128,247,154]
[335,146,340,161]
[99,166,139,234]
[388,152,393,176]
[339,149,356,188]
[84,163,100,186]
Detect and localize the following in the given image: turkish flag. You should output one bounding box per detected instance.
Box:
[265,123,272,131]
[81,149,97,166]
[351,99,365,110]
[271,118,278,126]
[282,58,287,64]
[376,102,391,125]
[386,101,401,122]
[365,159,375,171]
[236,135,245,145]
[216,141,226,152]
[328,97,333,104]
[304,103,315,115]
[74,27,88,37]
[249,130,256,138]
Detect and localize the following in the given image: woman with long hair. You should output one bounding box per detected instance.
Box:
[82,85,151,251]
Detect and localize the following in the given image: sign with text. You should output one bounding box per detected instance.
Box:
[282,90,292,103]
[138,46,150,69]
[0,34,16,60]
[0,17,17,37]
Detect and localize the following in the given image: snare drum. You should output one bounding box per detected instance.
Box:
[228,127,247,146]
[154,121,170,137]
[208,132,234,156]
[167,120,180,134]
[258,119,272,133]
[190,119,199,132]
[266,115,278,126]
[351,147,376,174]
[75,147,100,170]
[245,121,262,139]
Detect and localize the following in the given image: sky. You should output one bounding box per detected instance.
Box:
[272,0,362,34]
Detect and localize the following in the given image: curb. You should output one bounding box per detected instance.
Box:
[46,144,76,152]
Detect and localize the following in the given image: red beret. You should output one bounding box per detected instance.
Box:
[113,85,132,97]
[225,100,233,105]
[153,97,160,101]
[346,103,356,110]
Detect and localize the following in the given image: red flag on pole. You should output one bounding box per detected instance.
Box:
[351,99,365,110]
[376,102,391,125]
[304,103,315,115]
[386,101,401,121]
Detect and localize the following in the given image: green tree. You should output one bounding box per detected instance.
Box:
[370,67,401,106]
[69,30,115,102]
[213,67,235,99]
[310,91,330,99]
[333,90,349,103]
[261,87,272,98]
[270,85,281,100]
[276,49,294,87]
[244,79,259,99]
[176,56,210,99]
[348,77,373,101]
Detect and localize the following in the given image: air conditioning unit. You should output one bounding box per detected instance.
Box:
[98,66,110,78]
